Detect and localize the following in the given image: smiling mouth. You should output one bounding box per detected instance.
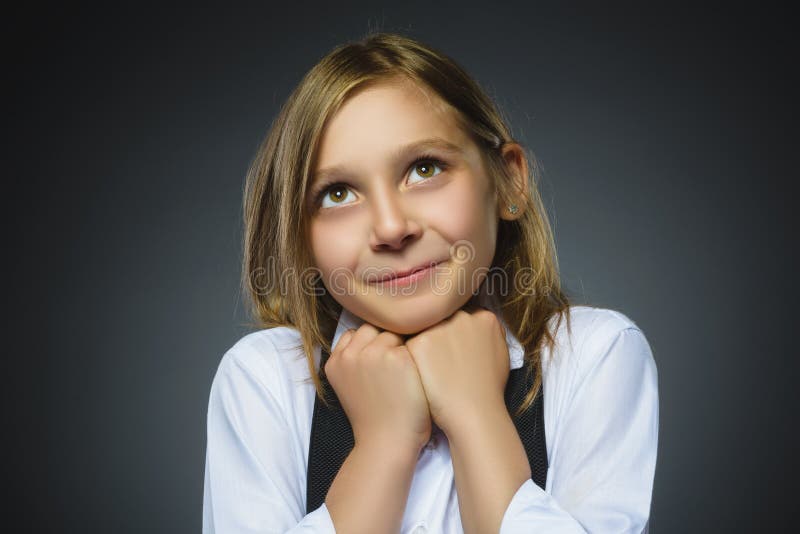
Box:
[366,260,444,284]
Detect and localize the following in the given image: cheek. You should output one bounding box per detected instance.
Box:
[309,217,362,276]
[425,180,497,253]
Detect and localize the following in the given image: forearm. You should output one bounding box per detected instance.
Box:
[325,438,420,534]
[447,401,532,534]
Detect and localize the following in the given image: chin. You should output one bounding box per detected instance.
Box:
[375,316,436,336]
[364,295,472,335]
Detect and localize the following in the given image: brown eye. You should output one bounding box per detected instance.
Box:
[416,161,436,178]
[318,183,356,209]
[408,158,444,184]
[327,186,347,203]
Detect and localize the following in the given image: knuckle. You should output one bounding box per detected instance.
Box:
[333,332,353,354]
[411,336,429,349]
[362,345,380,359]
[476,307,496,323]
[358,323,379,335]
[387,345,407,358]
[376,330,403,345]
[339,345,357,361]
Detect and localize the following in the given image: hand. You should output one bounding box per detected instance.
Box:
[324,323,433,454]
[404,305,510,436]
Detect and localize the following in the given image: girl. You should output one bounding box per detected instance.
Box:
[203,32,658,533]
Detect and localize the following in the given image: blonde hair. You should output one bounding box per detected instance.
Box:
[242,32,573,416]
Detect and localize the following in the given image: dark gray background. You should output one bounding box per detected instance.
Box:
[8,3,794,533]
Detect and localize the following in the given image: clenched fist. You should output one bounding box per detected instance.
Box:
[324,322,433,455]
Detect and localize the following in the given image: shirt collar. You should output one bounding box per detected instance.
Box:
[330,302,525,370]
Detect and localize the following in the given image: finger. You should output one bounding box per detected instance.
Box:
[369,330,405,349]
[332,329,356,354]
[340,322,381,357]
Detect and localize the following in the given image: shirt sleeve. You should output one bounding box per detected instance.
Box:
[500,326,659,534]
[202,345,336,534]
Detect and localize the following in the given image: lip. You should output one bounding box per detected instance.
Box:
[367,260,444,284]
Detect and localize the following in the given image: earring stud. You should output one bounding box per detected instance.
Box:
[508,204,518,214]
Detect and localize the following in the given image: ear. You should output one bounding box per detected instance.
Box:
[497,142,529,221]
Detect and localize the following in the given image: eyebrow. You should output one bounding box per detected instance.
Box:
[312,136,465,183]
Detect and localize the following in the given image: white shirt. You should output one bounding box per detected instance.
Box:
[203,305,659,533]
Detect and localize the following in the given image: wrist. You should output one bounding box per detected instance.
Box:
[354,433,424,462]
[439,397,508,442]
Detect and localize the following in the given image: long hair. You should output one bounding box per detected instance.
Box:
[242,32,573,416]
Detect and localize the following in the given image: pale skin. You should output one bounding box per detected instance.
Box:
[309,75,531,533]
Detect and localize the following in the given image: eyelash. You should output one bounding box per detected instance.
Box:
[311,153,449,209]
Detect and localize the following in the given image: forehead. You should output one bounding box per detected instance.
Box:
[314,78,471,171]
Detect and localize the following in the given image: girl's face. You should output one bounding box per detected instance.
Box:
[307,77,501,335]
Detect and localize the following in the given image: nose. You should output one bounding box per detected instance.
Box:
[368,184,421,251]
